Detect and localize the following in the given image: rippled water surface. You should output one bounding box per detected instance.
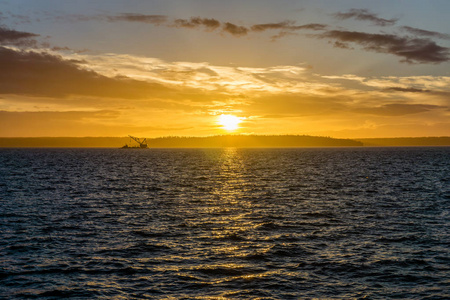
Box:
[1,147,449,299]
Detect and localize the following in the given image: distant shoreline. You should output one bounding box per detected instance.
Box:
[0,135,449,148]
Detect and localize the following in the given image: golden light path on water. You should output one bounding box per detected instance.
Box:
[167,148,280,288]
[2,147,448,298]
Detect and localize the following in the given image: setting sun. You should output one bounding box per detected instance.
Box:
[218,114,242,131]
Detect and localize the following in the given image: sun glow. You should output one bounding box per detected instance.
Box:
[218,114,242,131]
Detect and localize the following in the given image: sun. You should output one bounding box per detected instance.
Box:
[218,114,242,131]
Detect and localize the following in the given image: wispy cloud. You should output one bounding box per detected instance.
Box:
[385,87,430,93]
[250,21,294,32]
[99,13,326,37]
[251,22,327,32]
[53,11,449,64]
[0,11,33,25]
[2,7,449,137]
[0,26,38,47]
[173,17,220,30]
[383,86,450,99]
[355,103,443,116]
[222,22,249,36]
[106,13,168,25]
[400,26,450,40]
[2,43,448,137]
[334,9,397,26]
[316,30,449,63]
[362,76,450,91]
[251,22,327,40]
[72,52,323,94]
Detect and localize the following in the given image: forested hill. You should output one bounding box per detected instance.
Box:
[0,135,361,147]
[1,135,449,148]
[149,135,362,147]
[355,137,450,146]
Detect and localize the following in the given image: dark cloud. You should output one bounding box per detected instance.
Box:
[0,46,169,98]
[385,87,430,93]
[220,21,326,38]
[170,18,327,37]
[251,21,295,32]
[173,17,220,30]
[103,13,326,38]
[50,46,89,53]
[106,13,168,25]
[0,26,39,46]
[293,23,328,31]
[317,30,449,63]
[355,104,443,116]
[47,12,449,63]
[333,41,352,49]
[222,22,249,36]
[53,13,100,23]
[401,26,450,40]
[0,25,82,52]
[334,9,397,26]
[51,12,328,41]
[384,87,450,98]
[251,21,327,35]
[105,14,247,36]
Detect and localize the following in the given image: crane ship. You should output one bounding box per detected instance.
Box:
[122,135,148,148]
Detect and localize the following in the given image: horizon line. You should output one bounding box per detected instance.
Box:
[1,135,449,139]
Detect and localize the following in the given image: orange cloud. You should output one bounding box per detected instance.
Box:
[0,47,170,98]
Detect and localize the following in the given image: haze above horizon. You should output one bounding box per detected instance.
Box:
[0,0,449,138]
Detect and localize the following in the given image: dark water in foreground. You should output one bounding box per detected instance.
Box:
[0,147,449,299]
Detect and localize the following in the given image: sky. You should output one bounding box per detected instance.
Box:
[0,0,449,138]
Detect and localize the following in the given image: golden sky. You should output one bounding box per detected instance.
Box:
[0,0,449,138]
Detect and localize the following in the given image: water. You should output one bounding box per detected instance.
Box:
[0,147,449,299]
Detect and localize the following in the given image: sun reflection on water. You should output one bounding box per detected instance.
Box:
[3,148,448,298]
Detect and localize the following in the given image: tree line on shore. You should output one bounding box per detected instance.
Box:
[0,135,449,147]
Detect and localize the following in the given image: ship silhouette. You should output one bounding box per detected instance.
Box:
[121,135,148,148]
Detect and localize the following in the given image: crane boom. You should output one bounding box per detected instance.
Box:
[128,135,148,148]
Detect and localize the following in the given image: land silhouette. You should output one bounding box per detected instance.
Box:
[0,135,449,148]
[356,137,450,147]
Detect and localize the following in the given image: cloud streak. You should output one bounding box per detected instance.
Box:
[317,30,449,63]
[106,13,168,25]
[64,11,449,64]
[355,104,443,116]
[334,9,397,26]
[250,21,327,32]
[401,26,450,40]
[1,43,448,137]
[0,26,38,46]
[384,86,450,99]
[102,13,326,37]
[222,22,249,36]
[173,17,220,30]
[385,87,430,93]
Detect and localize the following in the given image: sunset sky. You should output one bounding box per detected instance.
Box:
[0,0,449,138]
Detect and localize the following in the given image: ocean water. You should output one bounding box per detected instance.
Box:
[0,147,449,299]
